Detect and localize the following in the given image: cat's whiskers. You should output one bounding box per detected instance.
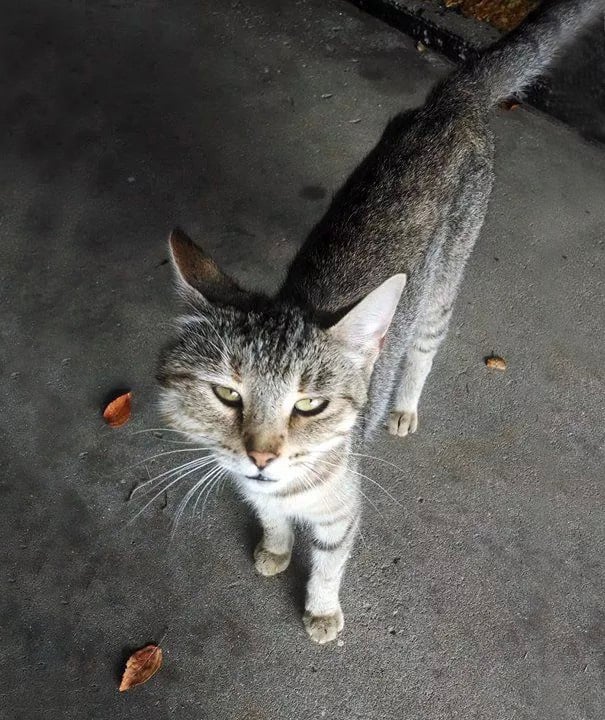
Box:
[129,427,194,438]
[154,438,207,445]
[130,434,204,447]
[348,451,407,479]
[301,463,346,526]
[312,456,402,508]
[301,462,353,516]
[192,466,227,521]
[312,458,383,521]
[126,447,216,474]
[196,470,227,519]
[300,462,368,549]
[171,464,224,539]
[130,455,216,498]
[129,459,214,525]
[172,479,209,539]
[354,486,385,523]
[297,465,317,498]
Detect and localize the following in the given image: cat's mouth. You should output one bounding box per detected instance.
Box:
[245,472,277,483]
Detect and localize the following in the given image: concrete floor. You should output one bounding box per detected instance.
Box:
[1,1,604,718]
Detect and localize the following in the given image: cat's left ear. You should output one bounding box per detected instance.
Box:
[328,274,406,369]
[168,228,244,307]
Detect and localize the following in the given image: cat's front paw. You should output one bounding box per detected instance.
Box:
[388,409,418,437]
[303,609,344,645]
[253,543,291,577]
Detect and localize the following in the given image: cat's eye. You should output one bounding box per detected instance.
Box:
[212,385,242,407]
[293,397,329,417]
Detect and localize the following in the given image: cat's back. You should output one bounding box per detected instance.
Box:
[280,102,493,315]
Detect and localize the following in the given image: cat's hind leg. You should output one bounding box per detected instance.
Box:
[388,163,491,437]
[388,297,453,437]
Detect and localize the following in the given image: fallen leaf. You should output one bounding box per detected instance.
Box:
[103,392,132,427]
[444,0,539,30]
[119,644,163,692]
[485,356,507,371]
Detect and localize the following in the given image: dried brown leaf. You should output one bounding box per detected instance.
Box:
[485,356,507,371]
[103,392,132,428]
[443,0,539,31]
[119,644,163,692]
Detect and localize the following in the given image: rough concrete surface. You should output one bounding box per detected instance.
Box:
[1,1,604,719]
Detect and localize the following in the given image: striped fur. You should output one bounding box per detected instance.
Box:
[158,1,602,644]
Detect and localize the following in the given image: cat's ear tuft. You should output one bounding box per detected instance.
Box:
[168,228,242,307]
[328,274,406,368]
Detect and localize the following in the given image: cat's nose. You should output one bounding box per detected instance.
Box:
[247,450,277,469]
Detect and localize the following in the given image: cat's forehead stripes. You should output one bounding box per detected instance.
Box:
[181,305,328,380]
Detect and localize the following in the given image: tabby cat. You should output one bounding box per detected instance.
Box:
[157,0,602,643]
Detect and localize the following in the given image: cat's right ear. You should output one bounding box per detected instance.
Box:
[328,274,406,371]
[168,228,243,307]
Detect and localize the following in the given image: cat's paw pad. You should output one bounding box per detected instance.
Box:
[388,410,418,437]
[253,544,291,576]
[303,609,344,645]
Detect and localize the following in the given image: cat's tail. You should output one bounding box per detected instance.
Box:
[445,0,603,109]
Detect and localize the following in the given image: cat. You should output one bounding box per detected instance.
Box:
[157,0,602,644]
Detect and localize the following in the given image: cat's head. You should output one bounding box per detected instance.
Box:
[157,229,405,491]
